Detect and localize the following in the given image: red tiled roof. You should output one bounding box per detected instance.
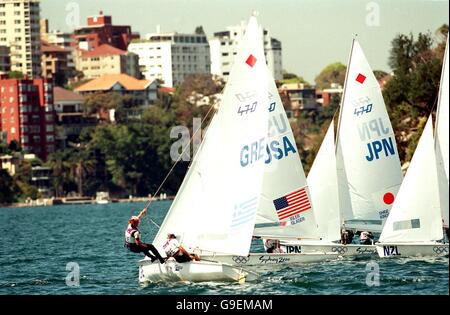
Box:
[41,40,71,53]
[81,44,127,57]
[74,74,151,92]
[159,86,176,93]
[54,87,84,102]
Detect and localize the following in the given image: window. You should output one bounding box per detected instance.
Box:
[30,126,40,133]
[46,135,54,142]
[11,127,16,134]
[14,20,21,24]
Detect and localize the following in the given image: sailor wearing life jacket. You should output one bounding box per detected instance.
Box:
[124,208,165,264]
[162,233,199,263]
[359,231,373,245]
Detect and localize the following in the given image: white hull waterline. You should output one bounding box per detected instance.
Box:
[278,241,377,256]
[138,259,259,284]
[201,252,339,272]
[376,243,449,258]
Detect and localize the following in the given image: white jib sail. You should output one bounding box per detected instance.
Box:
[435,35,449,229]
[307,120,341,242]
[379,116,443,243]
[336,39,403,230]
[153,16,269,257]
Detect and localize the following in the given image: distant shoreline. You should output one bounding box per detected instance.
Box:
[0,196,174,209]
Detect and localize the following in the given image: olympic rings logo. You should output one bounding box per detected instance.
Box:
[433,246,449,255]
[232,256,250,264]
[331,246,348,254]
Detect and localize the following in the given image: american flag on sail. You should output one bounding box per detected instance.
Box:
[273,187,311,221]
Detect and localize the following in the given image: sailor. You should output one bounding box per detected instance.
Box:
[341,229,354,245]
[265,239,283,253]
[163,233,199,263]
[359,231,373,245]
[124,208,165,264]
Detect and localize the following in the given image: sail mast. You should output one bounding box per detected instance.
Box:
[434,34,449,149]
[335,36,356,153]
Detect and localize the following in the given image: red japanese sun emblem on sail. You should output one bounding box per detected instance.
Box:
[246,54,257,67]
[355,73,366,84]
[383,192,395,205]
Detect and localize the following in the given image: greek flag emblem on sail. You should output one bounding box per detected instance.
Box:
[230,197,258,229]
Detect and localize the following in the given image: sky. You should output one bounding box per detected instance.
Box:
[40,0,449,83]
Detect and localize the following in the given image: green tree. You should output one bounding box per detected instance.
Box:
[68,148,96,196]
[46,149,73,197]
[314,62,347,90]
[383,27,447,164]
[373,70,389,81]
[8,71,24,79]
[0,169,16,204]
[281,71,308,85]
[13,159,40,201]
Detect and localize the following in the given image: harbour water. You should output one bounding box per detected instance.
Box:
[0,201,448,295]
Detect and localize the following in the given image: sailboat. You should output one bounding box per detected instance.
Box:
[335,38,403,235]
[198,21,339,268]
[435,35,449,240]
[273,39,402,256]
[138,15,327,284]
[276,119,375,256]
[375,35,449,258]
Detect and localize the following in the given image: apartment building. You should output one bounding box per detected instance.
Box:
[209,21,282,81]
[0,75,56,160]
[75,44,140,79]
[0,0,41,78]
[128,31,210,87]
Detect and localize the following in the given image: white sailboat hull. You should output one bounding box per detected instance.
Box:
[201,252,339,272]
[375,243,449,258]
[138,258,259,284]
[278,241,377,256]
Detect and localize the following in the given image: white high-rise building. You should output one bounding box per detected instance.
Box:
[209,21,282,81]
[128,31,211,87]
[0,0,41,78]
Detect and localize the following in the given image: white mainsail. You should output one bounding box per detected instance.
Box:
[336,39,403,232]
[307,120,341,242]
[435,35,449,229]
[379,116,443,243]
[153,16,269,256]
[252,70,319,239]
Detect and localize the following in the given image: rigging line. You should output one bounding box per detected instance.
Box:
[142,102,217,229]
